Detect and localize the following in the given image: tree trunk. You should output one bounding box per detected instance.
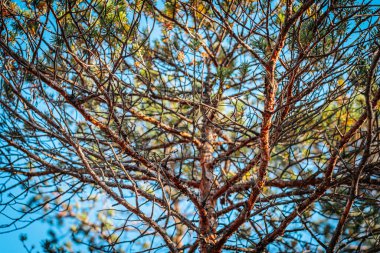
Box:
[199,127,218,253]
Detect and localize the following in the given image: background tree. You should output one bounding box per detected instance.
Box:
[1,0,380,252]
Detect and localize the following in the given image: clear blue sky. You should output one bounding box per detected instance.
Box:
[0,219,50,253]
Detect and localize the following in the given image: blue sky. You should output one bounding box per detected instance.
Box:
[0,219,50,253]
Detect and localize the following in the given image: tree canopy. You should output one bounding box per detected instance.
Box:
[1,0,380,252]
